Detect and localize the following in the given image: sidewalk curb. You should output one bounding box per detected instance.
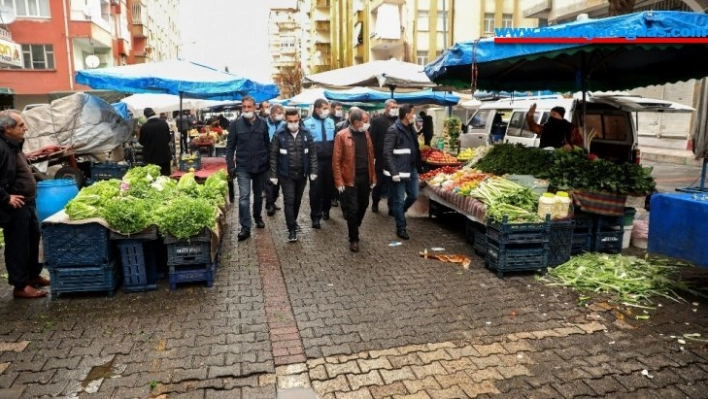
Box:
[640,148,703,167]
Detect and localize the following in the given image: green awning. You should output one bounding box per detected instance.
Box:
[0,87,15,95]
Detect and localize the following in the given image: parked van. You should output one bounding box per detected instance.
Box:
[461,94,694,163]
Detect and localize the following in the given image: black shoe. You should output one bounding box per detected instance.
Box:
[388,209,394,216]
[322,212,330,221]
[288,229,298,242]
[397,229,410,240]
[332,198,339,207]
[266,205,275,216]
[295,223,302,231]
[255,219,265,229]
[350,241,359,252]
[238,230,251,241]
[274,204,282,211]
[312,221,321,229]
[372,202,379,213]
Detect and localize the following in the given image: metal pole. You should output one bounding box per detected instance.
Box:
[442,0,447,50]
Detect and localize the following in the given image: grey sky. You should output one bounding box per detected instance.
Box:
[179,0,297,83]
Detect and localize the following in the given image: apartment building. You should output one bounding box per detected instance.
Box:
[524,0,703,150]
[0,0,179,109]
[130,0,180,64]
[269,1,310,98]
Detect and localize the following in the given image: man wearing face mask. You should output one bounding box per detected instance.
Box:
[265,104,286,216]
[383,104,422,240]
[329,101,345,208]
[369,99,398,214]
[303,99,334,229]
[332,109,376,252]
[270,109,318,243]
[259,101,271,118]
[226,96,271,241]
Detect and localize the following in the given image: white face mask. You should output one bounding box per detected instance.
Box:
[361,122,370,132]
[242,111,254,119]
[287,122,299,132]
[274,114,284,121]
[263,108,270,114]
[335,110,343,118]
[319,109,330,118]
[389,108,398,117]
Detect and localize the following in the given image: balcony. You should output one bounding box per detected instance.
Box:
[280,45,297,55]
[277,20,298,30]
[314,52,331,66]
[131,2,148,37]
[315,20,330,32]
[523,0,552,18]
[369,32,404,51]
[316,0,330,8]
[370,0,405,13]
[134,53,148,64]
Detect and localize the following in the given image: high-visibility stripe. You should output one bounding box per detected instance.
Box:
[393,148,411,154]
[279,149,287,154]
[304,149,309,154]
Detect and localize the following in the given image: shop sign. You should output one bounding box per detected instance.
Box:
[0,37,22,68]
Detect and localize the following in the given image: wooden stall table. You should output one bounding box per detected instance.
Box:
[171,157,227,182]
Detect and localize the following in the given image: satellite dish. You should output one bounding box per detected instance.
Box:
[85,55,100,69]
[0,5,17,24]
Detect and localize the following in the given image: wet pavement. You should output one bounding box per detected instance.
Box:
[0,189,707,399]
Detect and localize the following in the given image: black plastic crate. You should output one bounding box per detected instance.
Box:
[429,199,456,219]
[43,223,112,267]
[571,233,592,255]
[164,229,212,266]
[593,230,623,254]
[49,261,120,300]
[91,162,130,181]
[169,263,215,290]
[117,240,158,292]
[465,220,484,245]
[594,214,624,233]
[485,241,549,278]
[178,153,202,172]
[548,220,574,267]
[487,215,551,245]
[573,211,595,234]
[214,146,228,158]
[110,225,159,241]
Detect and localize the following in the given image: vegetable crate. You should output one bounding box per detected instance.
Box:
[593,231,624,254]
[548,220,574,267]
[429,199,456,219]
[43,222,113,268]
[465,221,486,255]
[91,162,130,181]
[114,239,158,293]
[169,263,215,290]
[48,261,121,300]
[164,229,212,266]
[486,215,551,245]
[178,153,202,172]
[485,241,549,278]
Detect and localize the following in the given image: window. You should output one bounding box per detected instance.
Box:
[436,10,449,32]
[416,51,428,66]
[417,10,429,31]
[21,44,54,69]
[502,13,513,29]
[0,0,50,18]
[483,13,494,34]
[584,113,629,141]
[468,110,488,129]
[280,36,296,50]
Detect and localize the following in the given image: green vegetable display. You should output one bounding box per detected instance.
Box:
[65,195,102,220]
[0,228,4,247]
[157,197,218,240]
[470,177,541,222]
[473,143,554,176]
[201,169,229,206]
[122,165,162,198]
[177,172,200,198]
[541,253,703,306]
[102,196,155,235]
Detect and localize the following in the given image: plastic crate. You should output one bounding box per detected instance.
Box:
[117,240,158,292]
[178,153,202,172]
[109,225,159,241]
[573,211,595,234]
[594,214,624,233]
[214,146,228,157]
[548,220,574,267]
[485,241,549,278]
[473,229,487,256]
[91,162,130,181]
[169,263,215,290]
[428,199,456,219]
[164,229,212,266]
[593,230,623,254]
[49,261,120,300]
[486,215,551,245]
[571,233,592,255]
[43,223,112,267]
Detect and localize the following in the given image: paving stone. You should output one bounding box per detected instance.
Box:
[458,380,500,397]
[392,392,432,399]
[388,353,426,368]
[278,373,311,389]
[551,380,599,399]
[335,388,373,399]
[379,366,416,385]
[241,385,277,399]
[311,375,350,394]
[369,381,408,398]
[402,375,441,393]
[347,370,384,391]
[588,375,627,396]
[417,349,452,364]
[358,358,394,373]
[326,361,361,378]
[426,385,468,399]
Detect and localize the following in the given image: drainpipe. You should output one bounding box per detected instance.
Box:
[63,0,75,90]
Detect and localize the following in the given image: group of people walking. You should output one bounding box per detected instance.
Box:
[225,96,423,252]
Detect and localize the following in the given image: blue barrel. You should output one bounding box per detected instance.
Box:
[36,179,80,222]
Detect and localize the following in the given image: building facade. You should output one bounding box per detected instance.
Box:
[523,0,705,150]
[0,0,180,110]
[269,2,310,98]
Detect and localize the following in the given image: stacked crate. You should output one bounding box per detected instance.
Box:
[548,220,574,267]
[465,220,487,256]
[592,214,624,254]
[485,215,551,278]
[571,211,594,255]
[91,162,130,181]
[110,226,159,293]
[42,223,119,300]
[164,228,215,290]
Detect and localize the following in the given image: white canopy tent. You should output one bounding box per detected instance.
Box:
[302,59,435,90]
[120,93,238,116]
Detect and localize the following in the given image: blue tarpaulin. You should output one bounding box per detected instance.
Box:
[424,11,708,91]
[76,60,279,102]
[324,88,460,106]
[111,102,130,120]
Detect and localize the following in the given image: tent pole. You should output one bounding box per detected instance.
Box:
[178,92,183,163]
[581,54,588,150]
[389,85,395,99]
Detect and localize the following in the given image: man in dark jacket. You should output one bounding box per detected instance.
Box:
[0,110,48,299]
[369,99,398,214]
[175,110,196,155]
[383,104,421,240]
[226,96,270,241]
[303,98,335,228]
[270,109,318,243]
[419,110,434,146]
[265,104,285,216]
[138,107,173,176]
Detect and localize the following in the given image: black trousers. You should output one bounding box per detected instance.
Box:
[371,169,392,207]
[2,204,42,290]
[309,159,334,221]
[158,162,171,177]
[266,179,280,207]
[342,173,371,242]
[281,175,307,230]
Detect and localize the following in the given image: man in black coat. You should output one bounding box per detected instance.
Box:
[419,111,434,146]
[139,107,173,176]
[369,99,398,214]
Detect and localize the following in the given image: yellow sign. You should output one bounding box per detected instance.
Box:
[0,38,22,68]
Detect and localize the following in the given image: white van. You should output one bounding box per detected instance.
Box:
[461,94,694,163]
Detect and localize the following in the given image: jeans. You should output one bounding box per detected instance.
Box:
[371,169,393,209]
[179,130,189,155]
[341,173,371,242]
[266,179,280,207]
[236,169,266,231]
[391,169,419,231]
[309,159,334,221]
[281,175,307,230]
[2,204,42,290]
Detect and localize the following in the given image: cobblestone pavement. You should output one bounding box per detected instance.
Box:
[0,191,707,399]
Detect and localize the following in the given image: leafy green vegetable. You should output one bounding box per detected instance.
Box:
[201,169,228,206]
[473,143,554,176]
[0,228,4,247]
[470,176,542,223]
[156,197,218,240]
[177,172,200,198]
[122,165,162,199]
[65,196,102,220]
[76,180,120,206]
[102,196,155,234]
